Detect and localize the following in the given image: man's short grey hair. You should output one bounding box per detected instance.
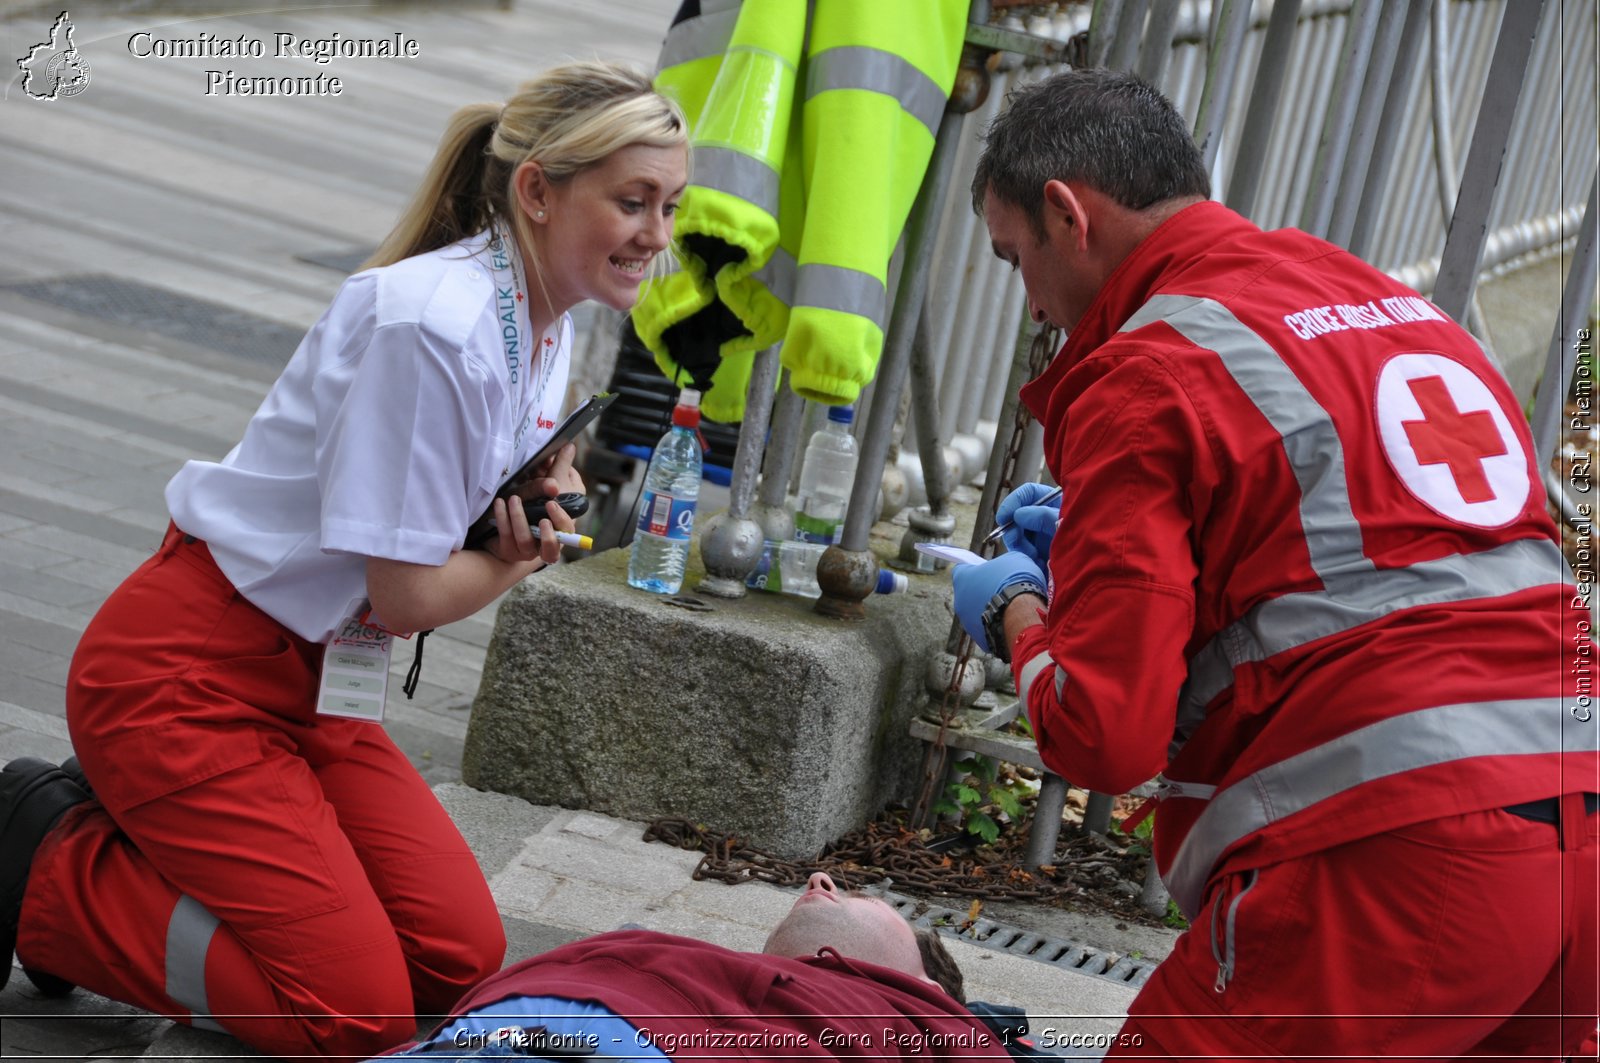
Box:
[971,67,1211,237]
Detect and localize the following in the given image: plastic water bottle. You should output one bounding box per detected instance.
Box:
[793,405,859,546]
[627,389,702,594]
[746,540,909,598]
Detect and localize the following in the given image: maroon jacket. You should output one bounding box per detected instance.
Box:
[432,930,1011,1059]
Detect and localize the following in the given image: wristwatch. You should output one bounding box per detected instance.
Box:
[980,579,1046,663]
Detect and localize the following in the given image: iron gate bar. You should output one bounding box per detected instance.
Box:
[1433,0,1549,322]
[1105,0,1152,72]
[1135,0,1182,89]
[1225,0,1303,218]
[1530,175,1599,471]
[1325,0,1412,249]
[1192,0,1255,173]
[1300,0,1385,239]
[1347,0,1433,260]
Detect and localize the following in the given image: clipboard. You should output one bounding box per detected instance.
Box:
[463,392,617,549]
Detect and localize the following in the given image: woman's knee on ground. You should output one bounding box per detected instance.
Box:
[399,880,505,1011]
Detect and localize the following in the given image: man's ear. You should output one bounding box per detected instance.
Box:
[1042,178,1090,252]
[513,160,551,223]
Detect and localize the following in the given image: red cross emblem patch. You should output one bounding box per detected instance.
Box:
[1376,352,1528,527]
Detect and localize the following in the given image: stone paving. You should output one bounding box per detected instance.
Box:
[0,2,1165,1058]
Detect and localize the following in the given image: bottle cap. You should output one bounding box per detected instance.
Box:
[672,388,702,429]
[874,568,908,594]
[827,405,854,424]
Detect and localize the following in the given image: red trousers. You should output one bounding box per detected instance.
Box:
[18,527,504,1058]
[1112,805,1599,1061]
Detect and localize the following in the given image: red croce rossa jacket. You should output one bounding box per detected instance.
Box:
[1010,201,1590,917]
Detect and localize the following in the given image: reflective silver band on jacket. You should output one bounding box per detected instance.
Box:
[1117,294,1571,739]
[689,145,781,218]
[1164,696,1594,916]
[805,45,947,137]
[655,0,741,73]
[795,263,886,330]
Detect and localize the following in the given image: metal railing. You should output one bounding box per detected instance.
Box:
[689,0,1593,608]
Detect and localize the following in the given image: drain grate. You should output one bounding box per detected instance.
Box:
[3,274,306,368]
[882,891,1158,988]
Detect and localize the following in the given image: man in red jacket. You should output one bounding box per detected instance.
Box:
[952,68,1598,1058]
[381,872,1052,1061]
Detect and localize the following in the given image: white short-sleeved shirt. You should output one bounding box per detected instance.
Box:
[167,232,572,643]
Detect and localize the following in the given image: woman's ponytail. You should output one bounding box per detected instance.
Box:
[362,102,501,270]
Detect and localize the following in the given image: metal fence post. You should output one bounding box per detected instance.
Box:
[1224,0,1302,219]
[1191,0,1255,173]
[752,376,807,542]
[1325,0,1412,249]
[815,104,968,619]
[1300,0,1384,239]
[1531,175,1599,470]
[1432,0,1549,323]
[696,344,782,597]
[1347,0,1433,260]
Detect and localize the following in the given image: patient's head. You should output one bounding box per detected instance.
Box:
[761,872,965,1002]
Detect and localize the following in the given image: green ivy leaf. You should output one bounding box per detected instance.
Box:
[956,785,981,806]
[967,811,1000,844]
[994,789,1024,819]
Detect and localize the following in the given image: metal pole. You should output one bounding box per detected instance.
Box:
[1088,0,1122,68]
[1325,0,1411,249]
[695,345,781,597]
[1299,0,1384,239]
[1224,0,1302,219]
[1433,0,1548,323]
[1025,773,1068,869]
[908,301,956,519]
[1531,175,1599,470]
[816,103,967,619]
[1105,0,1151,71]
[1135,0,1183,90]
[1347,0,1432,260]
[1192,0,1255,174]
[752,377,807,542]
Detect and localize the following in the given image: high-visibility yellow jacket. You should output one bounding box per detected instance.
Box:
[634,0,966,422]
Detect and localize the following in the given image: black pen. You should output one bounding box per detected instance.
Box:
[983,485,1064,544]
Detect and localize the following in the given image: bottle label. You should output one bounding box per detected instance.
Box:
[793,511,841,545]
[638,490,695,541]
[746,544,778,593]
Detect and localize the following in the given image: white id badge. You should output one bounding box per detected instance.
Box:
[318,605,392,722]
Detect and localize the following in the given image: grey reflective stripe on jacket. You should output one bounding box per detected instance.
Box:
[654,0,740,73]
[166,894,226,1032]
[690,145,782,219]
[1118,294,1569,741]
[1109,293,1577,916]
[1163,696,1594,916]
[795,263,886,331]
[805,45,947,136]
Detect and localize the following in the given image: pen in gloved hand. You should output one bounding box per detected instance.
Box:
[982,485,1064,544]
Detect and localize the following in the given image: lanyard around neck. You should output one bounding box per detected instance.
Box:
[487,225,556,454]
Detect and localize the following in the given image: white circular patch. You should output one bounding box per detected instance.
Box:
[1375,353,1528,527]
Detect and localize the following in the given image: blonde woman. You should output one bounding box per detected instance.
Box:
[0,61,686,1058]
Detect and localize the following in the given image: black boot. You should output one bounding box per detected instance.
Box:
[2,757,91,993]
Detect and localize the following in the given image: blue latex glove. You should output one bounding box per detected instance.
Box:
[994,482,1063,565]
[952,551,1047,655]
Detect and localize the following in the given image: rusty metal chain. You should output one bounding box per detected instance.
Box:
[913,323,1062,824]
[643,801,1140,906]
